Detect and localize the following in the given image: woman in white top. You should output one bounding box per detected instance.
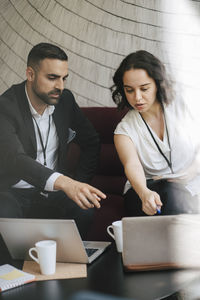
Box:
[112,50,200,216]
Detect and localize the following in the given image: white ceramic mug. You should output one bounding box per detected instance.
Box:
[107,220,123,252]
[29,240,57,275]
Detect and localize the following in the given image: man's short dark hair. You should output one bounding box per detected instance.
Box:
[27,43,68,68]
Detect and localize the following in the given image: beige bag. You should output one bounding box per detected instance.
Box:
[122,215,200,271]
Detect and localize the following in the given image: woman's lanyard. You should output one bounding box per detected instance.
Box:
[32,115,51,166]
[140,112,174,174]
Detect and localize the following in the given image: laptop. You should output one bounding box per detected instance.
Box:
[122,215,200,271]
[0,218,111,264]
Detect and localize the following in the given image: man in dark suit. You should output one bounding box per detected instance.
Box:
[0,43,106,238]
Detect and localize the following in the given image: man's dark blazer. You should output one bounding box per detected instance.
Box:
[0,81,100,191]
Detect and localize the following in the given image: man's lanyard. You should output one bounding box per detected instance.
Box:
[140,112,174,173]
[32,115,51,166]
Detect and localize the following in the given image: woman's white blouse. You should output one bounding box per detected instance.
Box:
[114,100,200,196]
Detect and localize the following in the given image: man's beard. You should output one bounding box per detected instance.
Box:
[33,86,62,106]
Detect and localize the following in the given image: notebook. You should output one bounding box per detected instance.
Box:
[0,218,111,264]
[122,215,200,271]
[0,264,35,292]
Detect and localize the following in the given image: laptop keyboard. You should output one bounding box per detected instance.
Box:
[85,248,98,257]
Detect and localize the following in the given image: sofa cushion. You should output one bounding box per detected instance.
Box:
[88,194,126,241]
[67,107,127,240]
[91,175,126,195]
[98,144,124,176]
[81,107,127,143]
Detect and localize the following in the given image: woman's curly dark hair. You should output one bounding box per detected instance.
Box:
[111,50,174,110]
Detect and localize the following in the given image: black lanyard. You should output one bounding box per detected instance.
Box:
[32,115,51,166]
[140,113,174,173]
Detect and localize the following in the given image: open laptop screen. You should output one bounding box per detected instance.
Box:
[0,218,110,264]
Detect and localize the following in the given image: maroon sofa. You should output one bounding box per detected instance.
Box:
[67,107,127,241]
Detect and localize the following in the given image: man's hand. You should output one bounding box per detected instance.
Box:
[54,175,106,209]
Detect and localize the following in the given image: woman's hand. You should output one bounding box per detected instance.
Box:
[140,188,163,215]
[168,162,198,184]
